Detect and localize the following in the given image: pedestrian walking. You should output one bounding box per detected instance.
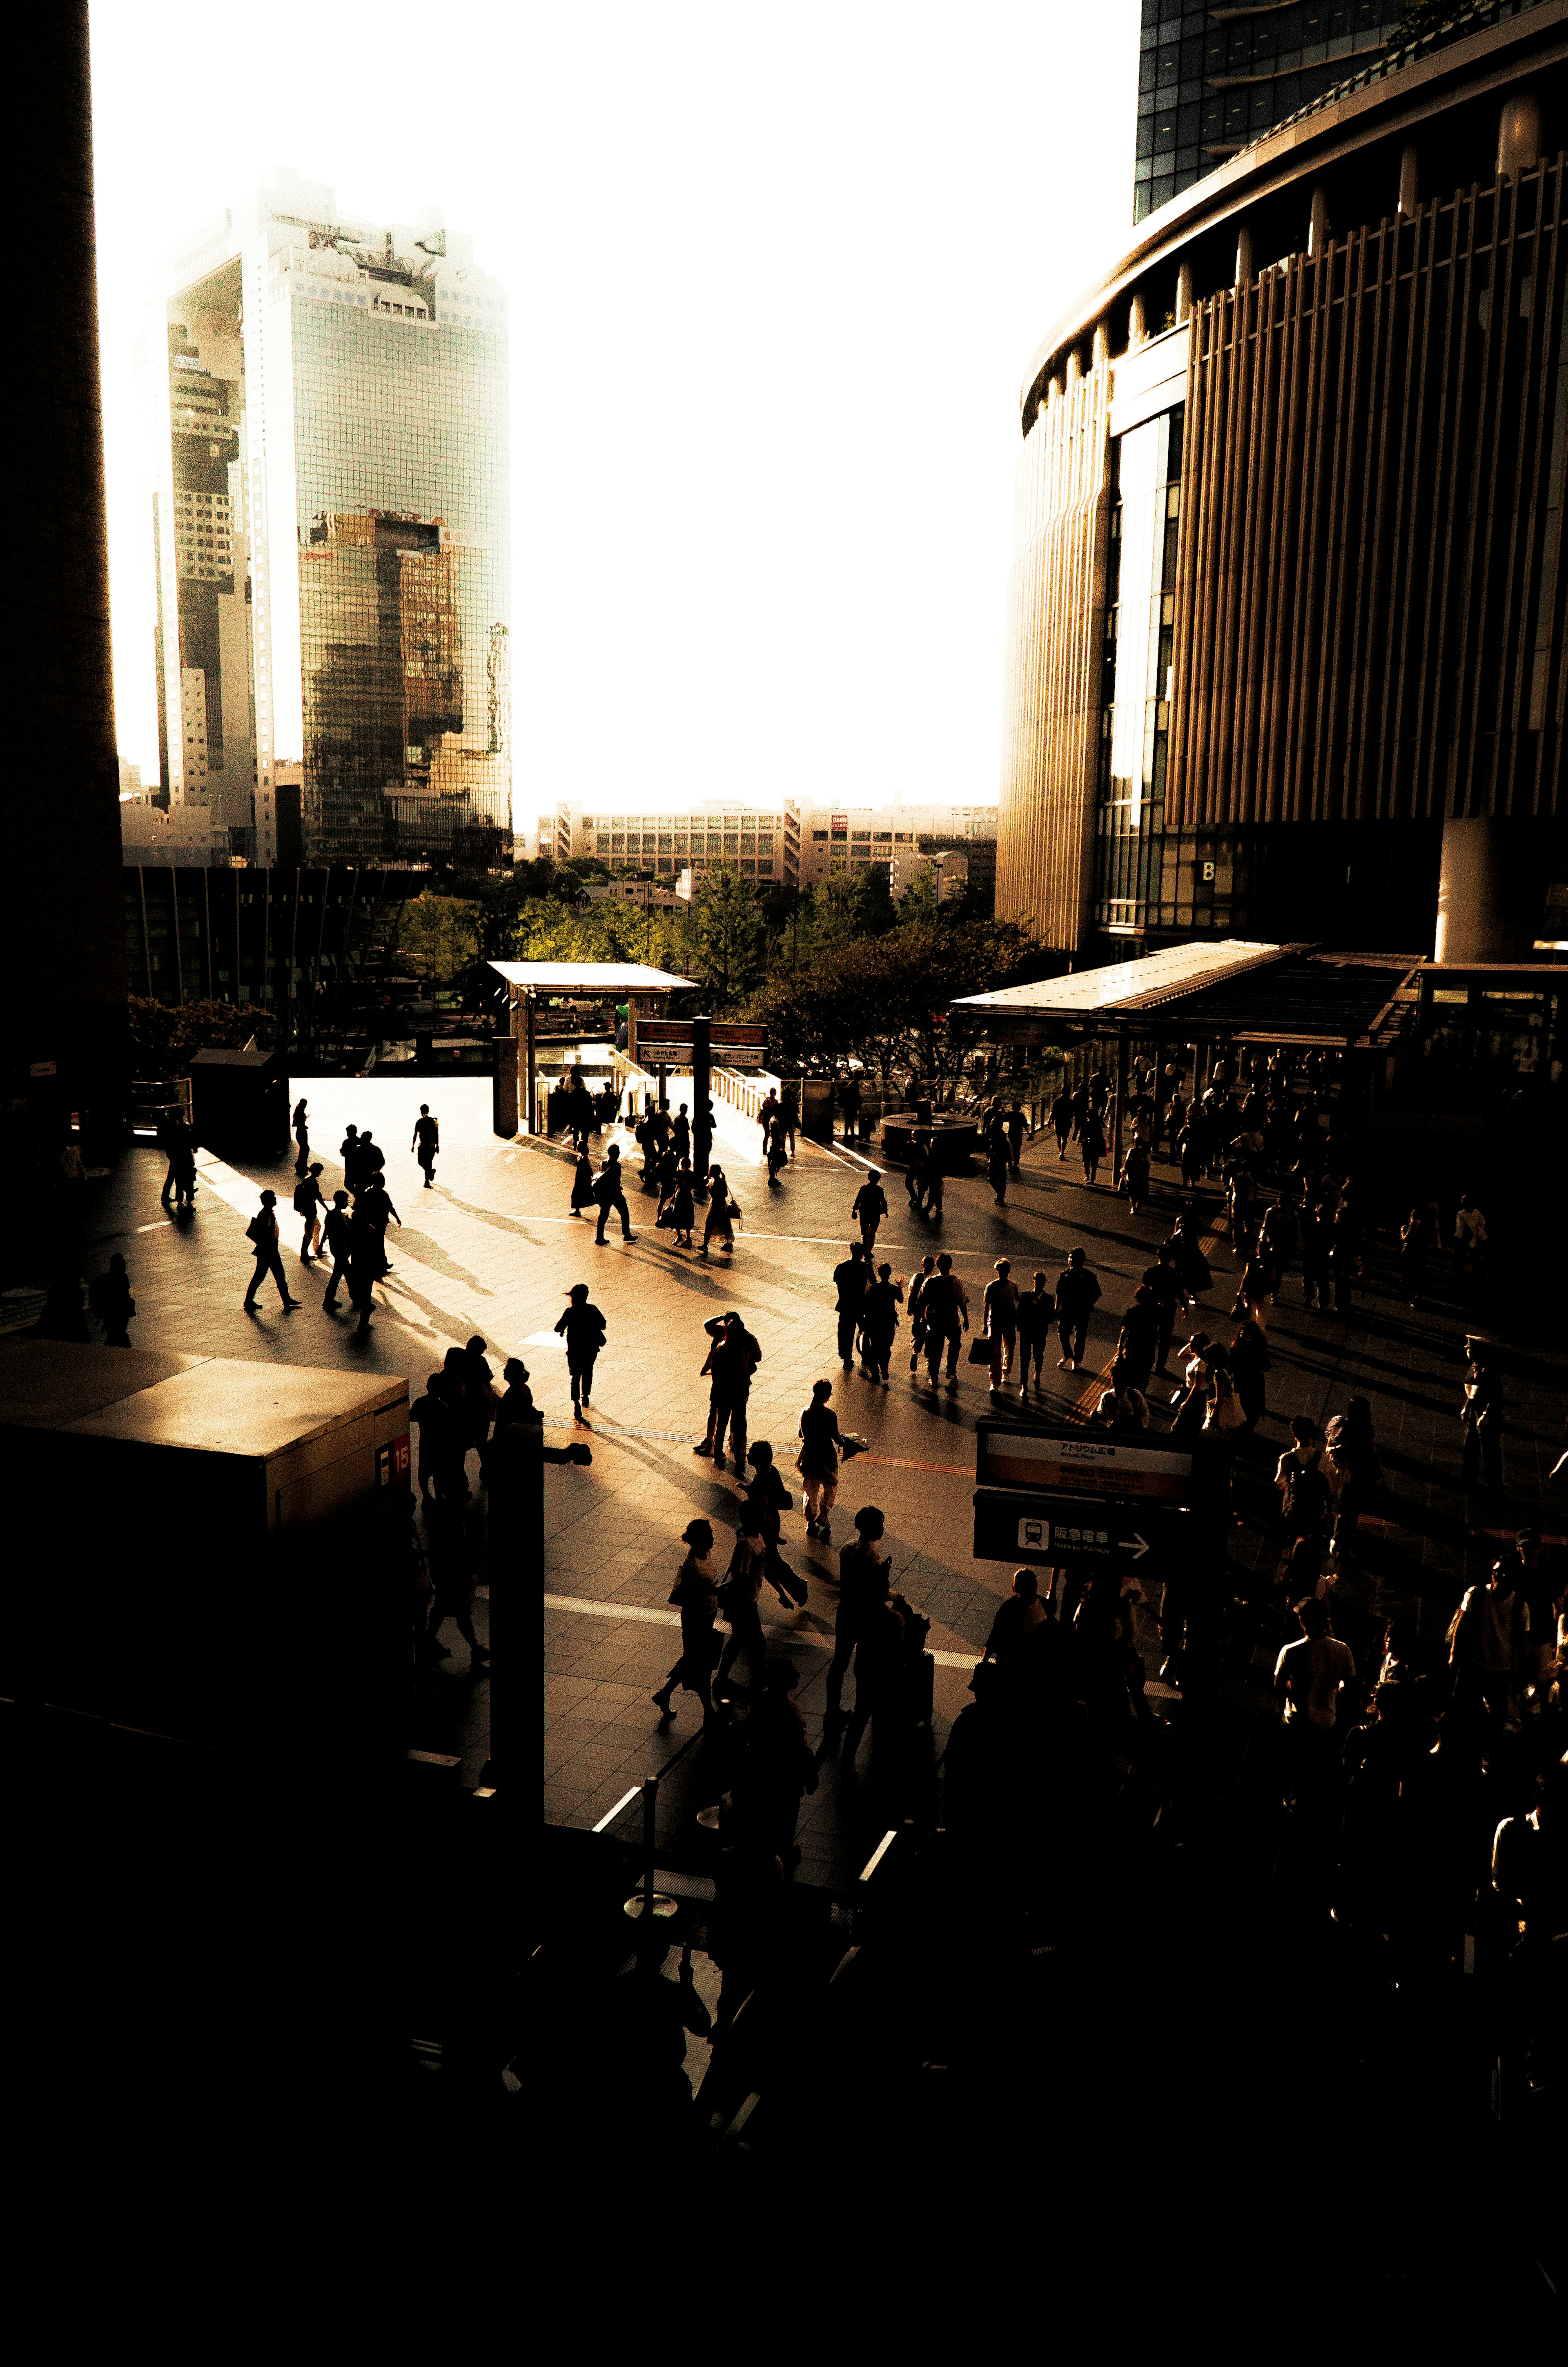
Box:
[693,1310,762,1467]
[1447,1558,1526,1737]
[356,1176,401,1274]
[715,1511,770,1698]
[1460,1338,1504,1490]
[555,1283,607,1420]
[1229,1318,1270,1431]
[411,1104,439,1188]
[659,1159,697,1248]
[824,1504,890,1736]
[699,1165,738,1259]
[841,1592,908,1774]
[340,1123,363,1193]
[833,1241,870,1367]
[744,1442,803,1605]
[907,1254,938,1372]
[1453,1191,1488,1277]
[1051,1087,1073,1159]
[1116,1285,1160,1395]
[765,1114,789,1188]
[653,1519,720,1723]
[986,1130,1009,1208]
[1004,1101,1032,1173]
[920,1250,970,1388]
[1143,1246,1185,1376]
[1274,1597,1355,1801]
[851,1170,888,1252]
[410,1372,463,1504]
[242,1191,298,1311]
[88,1253,135,1346]
[1054,1246,1100,1370]
[1080,1106,1107,1187]
[839,1073,862,1142]
[861,1263,903,1384]
[592,1144,638,1244]
[293,1161,327,1260]
[981,1257,1020,1393]
[1016,1268,1053,1390]
[670,1103,691,1165]
[797,1379,843,1538]
[357,1130,386,1190]
[736,1662,818,1868]
[569,1147,595,1218]
[292,1098,310,1176]
[1399,1205,1434,1306]
[1120,1138,1151,1217]
[424,1497,488,1669]
[320,1190,353,1310]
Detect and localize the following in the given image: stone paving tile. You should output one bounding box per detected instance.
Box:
[57,1073,1566,1890]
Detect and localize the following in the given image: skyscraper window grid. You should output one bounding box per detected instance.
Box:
[1134,0,1405,225]
[150,170,510,868]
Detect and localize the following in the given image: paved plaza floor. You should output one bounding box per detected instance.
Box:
[53,1071,1566,1890]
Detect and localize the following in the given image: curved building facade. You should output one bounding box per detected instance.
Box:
[998,0,1568,961]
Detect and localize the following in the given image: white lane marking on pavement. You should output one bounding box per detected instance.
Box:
[543,1590,979,1668]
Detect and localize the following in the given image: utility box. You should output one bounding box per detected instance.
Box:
[189,1046,291,1160]
[0,1341,411,1756]
[799,1077,834,1141]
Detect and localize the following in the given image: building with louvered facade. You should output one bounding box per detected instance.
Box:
[999,0,1568,966]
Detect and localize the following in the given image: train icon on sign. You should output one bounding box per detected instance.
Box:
[1019,1518,1046,1548]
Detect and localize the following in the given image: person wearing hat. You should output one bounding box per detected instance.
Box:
[242,1190,299,1311]
[1447,1557,1528,1737]
[851,1169,888,1254]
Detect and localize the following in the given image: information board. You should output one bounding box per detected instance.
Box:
[976,1422,1193,1504]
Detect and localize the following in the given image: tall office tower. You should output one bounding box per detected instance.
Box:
[150,168,510,867]
[2,2,127,1155]
[1136,2,1404,223]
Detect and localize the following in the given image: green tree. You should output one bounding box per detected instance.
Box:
[396,890,481,987]
[750,916,1037,1103]
[690,867,763,1011]
[127,994,257,1068]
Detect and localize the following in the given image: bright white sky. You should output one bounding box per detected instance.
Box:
[91,1,1137,823]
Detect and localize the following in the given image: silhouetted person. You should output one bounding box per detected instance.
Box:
[556,1283,607,1419]
[88,1253,135,1346]
[824,1504,890,1736]
[243,1191,298,1311]
[424,1496,487,1668]
[412,1103,439,1188]
[292,1097,310,1175]
[737,1661,818,1867]
[694,1309,761,1467]
[833,1241,869,1367]
[654,1518,720,1724]
[592,1145,637,1244]
[320,1190,353,1310]
[293,1161,326,1260]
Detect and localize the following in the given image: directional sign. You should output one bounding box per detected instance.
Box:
[973,1486,1191,1568]
[977,1420,1194,1504]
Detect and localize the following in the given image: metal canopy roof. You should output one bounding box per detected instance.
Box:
[489,961,696,994]
[954,940,1287,1021]
[955,941,1423,1048]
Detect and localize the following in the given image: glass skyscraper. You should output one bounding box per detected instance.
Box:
[150,168,510,865]
[1135,2,1405,224]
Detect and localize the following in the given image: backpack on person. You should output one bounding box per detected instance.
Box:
[292,1179,316,1214]
[245,1212,270,1246]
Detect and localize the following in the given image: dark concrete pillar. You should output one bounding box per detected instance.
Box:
[4,4,127,1142]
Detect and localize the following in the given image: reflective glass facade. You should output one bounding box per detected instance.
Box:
[1134,1,1403,224]
[1094,407,1248,940]
[153,173,510,866]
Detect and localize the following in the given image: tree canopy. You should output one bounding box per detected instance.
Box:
[749,915,1038,1104]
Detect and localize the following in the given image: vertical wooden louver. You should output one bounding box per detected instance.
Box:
[996,368,1113,950]
[1168,158,1568,830]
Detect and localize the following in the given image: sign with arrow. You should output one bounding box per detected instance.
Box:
[972,1485,1194,1569]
